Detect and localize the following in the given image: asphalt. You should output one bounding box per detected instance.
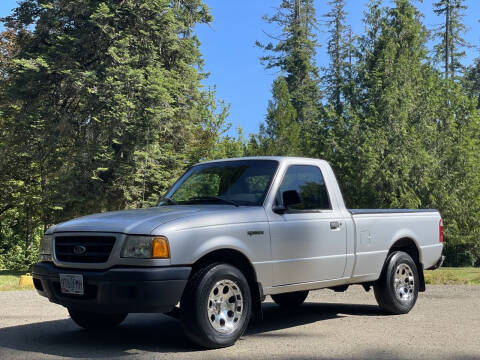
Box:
[0,285,479,359]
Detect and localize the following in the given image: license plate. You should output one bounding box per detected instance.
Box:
[59,274,84,295]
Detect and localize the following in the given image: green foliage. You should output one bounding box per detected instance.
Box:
[1,0,480,269]
[0,242,40,271]
[433,0,469,79]
[250,0,480,266]
[352,0,436,208]
[250,76,301,156]
[464,57,480,108]
[323,0,352,115]
[256,0,322,154]
[0,211,41,270]
[0,0,229,269]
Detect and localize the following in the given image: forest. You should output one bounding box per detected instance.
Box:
[0,0,479,269]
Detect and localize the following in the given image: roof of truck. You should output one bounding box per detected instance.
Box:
[198,156,327,164]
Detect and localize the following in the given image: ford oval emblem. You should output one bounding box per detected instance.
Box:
[73,245,87,255]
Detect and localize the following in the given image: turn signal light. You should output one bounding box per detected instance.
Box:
[152,236,170,258]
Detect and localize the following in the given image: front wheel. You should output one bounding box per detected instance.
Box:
[374,251,419,314]
[68,308,127,330]
[180,263,252,348]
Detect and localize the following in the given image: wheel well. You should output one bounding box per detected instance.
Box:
[388,238,420,265]
[191,249,256,283]
[387,237,425,292]
[190,249,263,319]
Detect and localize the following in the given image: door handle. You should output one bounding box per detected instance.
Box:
[330,221,341,230]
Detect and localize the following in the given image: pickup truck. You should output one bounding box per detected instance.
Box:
[32,157,444,348]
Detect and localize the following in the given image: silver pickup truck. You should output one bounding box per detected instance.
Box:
[32,157,444,348]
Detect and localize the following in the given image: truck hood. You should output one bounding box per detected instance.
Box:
[48,206,210,235]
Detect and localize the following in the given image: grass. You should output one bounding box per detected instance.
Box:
[424,267,480,285]
[0,270,34,291]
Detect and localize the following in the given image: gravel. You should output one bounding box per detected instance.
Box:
[0,285,479,359]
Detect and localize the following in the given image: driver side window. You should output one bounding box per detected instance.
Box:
[277,165,331,210]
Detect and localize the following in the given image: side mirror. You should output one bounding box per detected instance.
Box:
[282,190,302,208]
[272,204,287,214]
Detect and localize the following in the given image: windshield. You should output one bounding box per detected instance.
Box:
[160,160,279,206]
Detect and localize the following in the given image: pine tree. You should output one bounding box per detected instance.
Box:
[261,76,301,156]
[353,0,480,265]
[465,57,480,108]
[0,0,224,266]
[256,0,321,154]
[211,128,246,160]
[431,80,480,266]
[355,0,438,209]
[323,0,350,116]
[433,0,469,80]
[319,0,361,200]
[0,29,17,80]
[431,1,480,264]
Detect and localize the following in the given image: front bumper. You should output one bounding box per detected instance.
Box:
[32,262,191,313]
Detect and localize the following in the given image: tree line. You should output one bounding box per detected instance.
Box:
[1,0,479,269]
[246,0,480,267]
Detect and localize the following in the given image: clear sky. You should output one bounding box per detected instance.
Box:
[1,1,479,136]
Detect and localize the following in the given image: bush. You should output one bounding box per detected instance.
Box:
[0,240,40,271]
[443,242,480,267]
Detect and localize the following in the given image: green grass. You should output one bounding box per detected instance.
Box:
[0,270,34,291]
[425,267,480,285]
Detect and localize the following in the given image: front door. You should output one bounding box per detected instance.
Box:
[267,165,347,286]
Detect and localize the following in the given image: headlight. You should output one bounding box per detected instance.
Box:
[121,236,170,259]
[40,234,53,261]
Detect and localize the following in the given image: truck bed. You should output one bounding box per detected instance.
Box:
[348,208,442,281]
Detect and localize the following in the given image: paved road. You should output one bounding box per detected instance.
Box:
[0,285,479,359]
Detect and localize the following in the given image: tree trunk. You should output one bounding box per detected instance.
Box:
[445,0,449,80]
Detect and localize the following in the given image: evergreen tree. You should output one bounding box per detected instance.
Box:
[431,1,480,264]
[0,29,17,79]
[355,0,439,209]
[319,0,360,201]
[431,80,480,266]
[433,0,469,79]
[256,0,321,154]
[2,0,480,269]
[253,76,301,156]
[465,57,480,108]
[0,0,225,267]
[323,0,350,115]
[353,0,480,265]
[211,128,246,160]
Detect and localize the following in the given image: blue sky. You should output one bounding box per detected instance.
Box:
[1,1,479,136]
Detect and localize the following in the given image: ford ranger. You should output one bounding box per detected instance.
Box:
[32,157,444,348]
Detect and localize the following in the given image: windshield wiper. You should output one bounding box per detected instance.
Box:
[188,196,240,207]
[158,196,177,206]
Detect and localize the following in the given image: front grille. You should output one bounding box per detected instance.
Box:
[55,235,116,263]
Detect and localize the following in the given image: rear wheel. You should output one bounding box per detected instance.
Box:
[180,263,252,348]
[68,309,127,330]
[374,251,419,314]
[271,290,309,308]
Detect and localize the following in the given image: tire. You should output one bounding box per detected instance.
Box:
[180,263,252,348]
[374,251,420,314]
[271,290,309,308]
[68,308,127,330]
